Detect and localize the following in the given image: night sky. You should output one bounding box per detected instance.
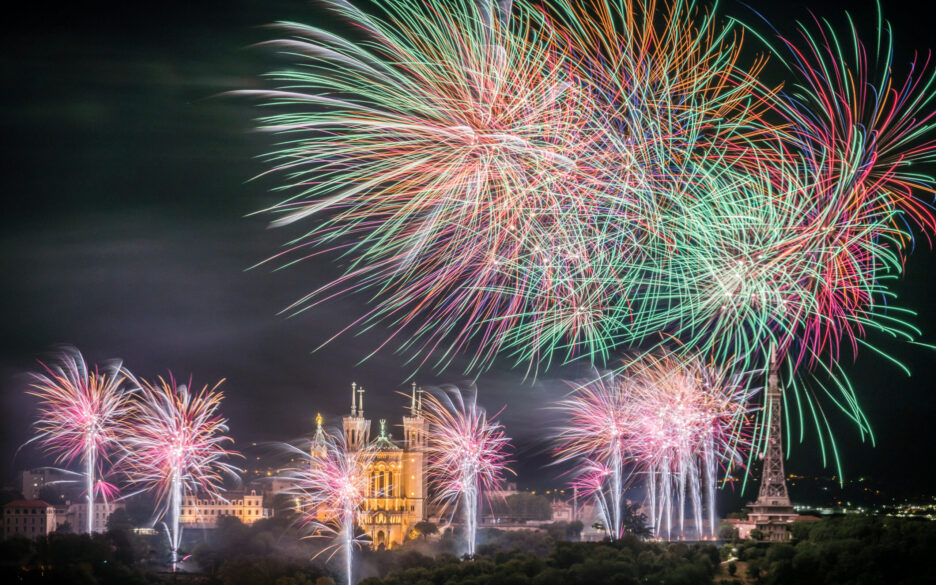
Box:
[2,0,934,502]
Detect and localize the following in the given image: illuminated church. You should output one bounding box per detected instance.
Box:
[313,383,428,549]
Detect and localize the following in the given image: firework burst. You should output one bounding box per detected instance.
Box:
[553,369,631,539]
[625,352,754,539]
[242,0,778,375]
[120,375,239,568]
[242,0,936,478]
[26,348,135,534]
[556,351,754,540]
[422,385,512,555]
[281,424,374,585]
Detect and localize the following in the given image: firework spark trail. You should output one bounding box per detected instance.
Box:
[422,385,512,555]
[26,348,134,534]
[553,369,631,539]
[649,6,936,463]
[556,352,754,540]
[281,425,374,585]
[120,375,239,569]
[568,459,619,539]
[625,352,755,539]
[241,0,779,376]
[768,9,936,373]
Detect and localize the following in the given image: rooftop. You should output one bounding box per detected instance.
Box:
[4,500,53,509]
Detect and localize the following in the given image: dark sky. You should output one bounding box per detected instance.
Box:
[1,0,934,502]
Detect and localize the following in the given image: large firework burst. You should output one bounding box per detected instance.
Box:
[281,425,375,585]
[243,0,777,375]
[120,375,239,567]
[26,348,135,534]
[422,385,512,555]
[243,0,936,475]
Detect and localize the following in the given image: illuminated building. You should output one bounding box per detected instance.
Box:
[65,499,125,533]
[17,468,73,500]
[2,500,56,540]
[179,489,271,528]
[317,383,427,549]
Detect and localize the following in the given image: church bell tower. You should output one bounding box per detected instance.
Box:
[402,383,427,522]
[343,382,371,449]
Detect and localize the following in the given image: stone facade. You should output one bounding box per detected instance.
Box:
[2,500,56,540]
[326,383,428,549]
[179,490,271,528]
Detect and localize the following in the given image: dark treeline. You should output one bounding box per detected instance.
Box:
[728,515,936,585]
[360,537,720,585]
[356,515,936,585]
[2,512,935,584]
[0,509,162,585]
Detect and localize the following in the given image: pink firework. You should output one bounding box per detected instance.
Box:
[624,352,754,539]
[282,425,374,585]
[26,348,134,534]
[121,374,239,567]
[554,353,754,540]
[553,370,631,539]
[422,386,512,556]
[568,458,619,538]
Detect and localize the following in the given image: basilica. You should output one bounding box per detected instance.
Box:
[313,382,428,549]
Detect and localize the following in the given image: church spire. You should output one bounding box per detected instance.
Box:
[343,382,371,449]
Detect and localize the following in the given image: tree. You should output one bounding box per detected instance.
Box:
[622,502,651,537]
[746,560,761,581]
[218,554,321,585]
[492,494,553,521]
[727,561,737,576]
[749,529,765,541]
[788,518,817,541]
[717,521,738,541]
[728,509,749,520]
[413,521,439,539]
[107,508,135,534]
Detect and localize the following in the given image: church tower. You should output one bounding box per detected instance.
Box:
[402,383,427,523]
[343,382,371,449]
[322,381,426,548]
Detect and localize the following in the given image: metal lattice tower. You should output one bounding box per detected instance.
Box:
[756,356,790,503]
[747,349,797,540]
